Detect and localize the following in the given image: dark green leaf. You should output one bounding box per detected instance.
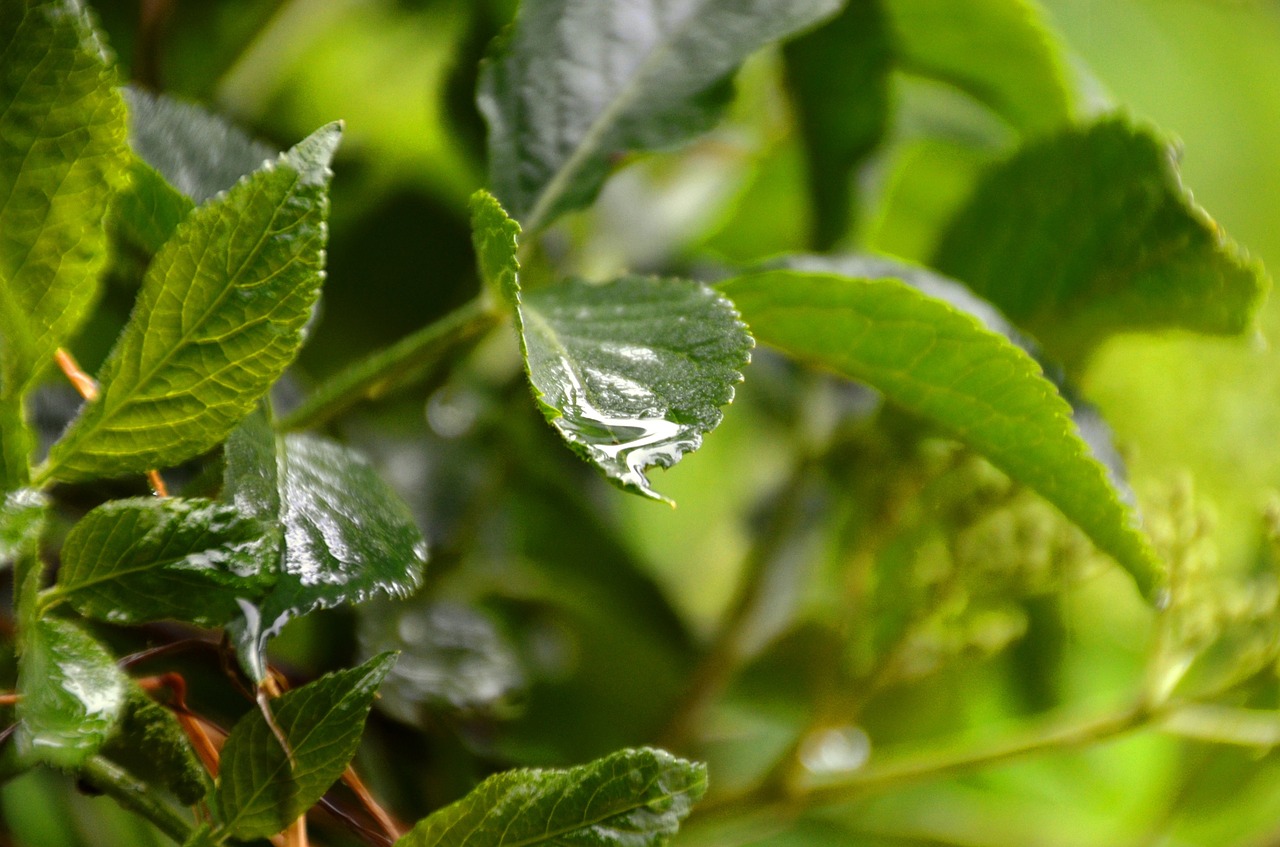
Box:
[518,277,752,502]
[101,683,213,806]
[395,747,707,847]
[783,0,893,249]
[0,488,46,567]
[479,0,842,231]
[932,119,1269,365]
[0,0,128,396]
[215,653,397,840]
[884,0,1076,135]
[229,433,426,682]
[16,617,128,769]
[38,123,341,484]
[470,190,521,307]
[719,269,1163,597]
[51,497,275,628]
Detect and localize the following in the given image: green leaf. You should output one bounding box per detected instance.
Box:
[16,617,128,769]
[0,0,128,397]
[719,269,1163,597]
[932,119,1270,366]
[227,431,426,682]
[884,0,1076,135]
[0,397,32,490]
[38,122,342,484]
[470,190,521,307]
[782,0,893,249]
[101,683,213,806]
[113,87,277,256]
[517,277,753,502]
[215,653,396,840]
[396,748,707,847]
[479,0,842,232]
[51,497,275,628]
[0,488,46,567]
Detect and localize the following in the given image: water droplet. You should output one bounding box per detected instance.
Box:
[799,726,871,775]
[427,386,481,439]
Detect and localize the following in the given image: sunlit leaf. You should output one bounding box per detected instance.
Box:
[216,653,396,840]
[396,747,707,847]
[933,118,1269,365]
[51,497,275,627]
[479,0,842,232]
[470,189,521,307]
[16,617,127,769]
[518,276,752,502]
[884,0,1077,135]
[783,0,892,249]
[0,488,46,567]
[720,269,1163,597]
[38,123,341,484]
[0,0,128,397]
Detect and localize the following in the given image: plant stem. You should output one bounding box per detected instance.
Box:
[79,755,195,844]
[278,298,501,431]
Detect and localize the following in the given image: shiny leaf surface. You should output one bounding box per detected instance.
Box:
[0,488,46,566]
[39,123,341,483]
[52,497,275,627]
[720,268,1162,597]
[0,0,128,397]
[396,747,707,847]
[216,653,397,839]
[933,119,1269,365]
[479,0,841,231]
[519,277,752,501]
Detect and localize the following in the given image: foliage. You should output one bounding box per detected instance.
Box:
[1,0,1279,846]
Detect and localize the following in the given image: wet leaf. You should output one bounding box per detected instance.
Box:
[16,617,128,769]
[884,0,1076,135]
[470,190,521,307]
[101,683,213,805]
[0,488,47,567]
[38,123,341,484]
[0,0,128,397]
[720,269,1163,597]
[395,747,707,847]
[479,0,842,232]
[518,277,752,502]
[216,653,397,840]
[226,431,426,682]
[783,0,893,249]
[51,497,276,628]
[932,119,1269,366]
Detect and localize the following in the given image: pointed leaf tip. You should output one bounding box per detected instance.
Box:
[285,122,343,186]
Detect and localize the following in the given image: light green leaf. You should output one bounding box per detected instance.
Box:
[50,497,276,628]
[397,747,706,847]
[0,0,128,397]
[479,0,842,232]
[932,119,1270,366]
[782,0,893,249]
[518,277,753,502]
[215,653,396,840]
[0,488,46,567]
[719,269,1163,597]
[884,0,1076,135]
[16,617,128,769]
[226,430,426,682]
[38,123,341,484]
[470,190,521,307]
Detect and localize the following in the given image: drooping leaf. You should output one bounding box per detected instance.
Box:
[395,747,707,847]
[114,87,278,256]
[884,0,1076,135]
[101,683,213,806]
[517,276,752,502]
[0,0,129,398]
[0,488,46,567]
[227,431,426,682]
[215,653,397,840]
[50,497,276,628]
[932,119,1269,366]
[479,0,842,232]
[719,269,1163,597]
[782,0,893,249]
[38,123,341,484]
[470,189,521,307]
[16,617,128,769]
